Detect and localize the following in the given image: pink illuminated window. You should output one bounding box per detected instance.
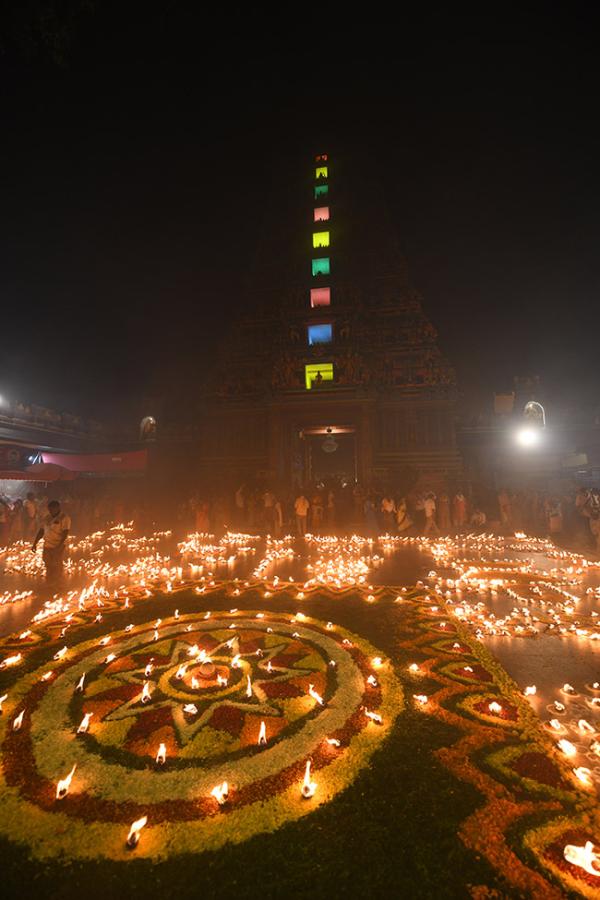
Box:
[310,287,331,308]
[314,206,330,222]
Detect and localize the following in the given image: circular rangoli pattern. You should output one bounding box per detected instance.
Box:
[0,610,402,860]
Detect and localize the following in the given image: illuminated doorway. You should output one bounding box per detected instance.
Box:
[301,426,357,486]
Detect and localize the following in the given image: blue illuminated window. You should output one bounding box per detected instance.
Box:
[308,323,333,345]
[312,257,330,276]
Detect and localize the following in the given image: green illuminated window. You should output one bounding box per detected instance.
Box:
[314,184,328,199]
[305,362,334,389]
[312,257,330,276]
[315,166,328,179]
[312,231,330,248]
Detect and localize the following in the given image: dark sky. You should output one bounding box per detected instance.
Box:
[1,3,599,422]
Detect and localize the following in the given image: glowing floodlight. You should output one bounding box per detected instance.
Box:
[516,427,540,447]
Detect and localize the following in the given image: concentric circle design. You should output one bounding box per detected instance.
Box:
[0,610,402,860]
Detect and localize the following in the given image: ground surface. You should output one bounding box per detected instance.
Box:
[0,532,599,898]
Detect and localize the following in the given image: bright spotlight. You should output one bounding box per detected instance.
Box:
[516,427,540,447]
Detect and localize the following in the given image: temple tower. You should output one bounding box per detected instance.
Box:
[196,151,461,491]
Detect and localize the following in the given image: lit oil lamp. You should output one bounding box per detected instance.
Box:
[563,840,600,877]
[301,760,316,798]
[258,720,267,745]
[211,781,229,805]
[156,743,167,765]
[309,684,324,706]
[141,681,152,704]
[56,764,76,799]
[127,815,148,848]
[557,738,577,757]
[77,712,93,734]
[12,710,24,731]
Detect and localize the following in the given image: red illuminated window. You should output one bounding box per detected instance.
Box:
[310,287,331,308]
[314,206,330,222]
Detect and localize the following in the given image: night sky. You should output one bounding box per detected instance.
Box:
[1,4,599,423]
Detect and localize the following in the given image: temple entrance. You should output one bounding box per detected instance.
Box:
[300,426,357,486]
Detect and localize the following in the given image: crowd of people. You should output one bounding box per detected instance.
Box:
[3,481,600,589]
[177,482,600,554]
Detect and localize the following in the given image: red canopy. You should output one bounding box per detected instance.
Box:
[0,464,77,482]
[41,450,147,474]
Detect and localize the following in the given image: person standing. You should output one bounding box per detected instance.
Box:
[32,500,71,587]
[0,498,10,547]
[437,491,450,532]
[424,492,439,536]
[452,491,467,532]
[381,494,396,532]
[395,497,413,533]
[294,493,310,536]
[9,499,24,543]
[23,492,38,541]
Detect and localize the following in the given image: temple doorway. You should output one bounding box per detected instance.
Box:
[300,426,357,486]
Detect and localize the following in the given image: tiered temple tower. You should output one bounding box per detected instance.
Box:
[194,152,461,490]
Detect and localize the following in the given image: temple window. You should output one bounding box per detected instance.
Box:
[314,185,328,199]
[305,362,334,389]
[314,206,330,222]
[307,323,333,345]
[315,166,328,179]
[312,231,330,248]
[310,287,331,307]
[312,257,330,276]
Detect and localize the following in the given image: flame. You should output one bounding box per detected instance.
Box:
[191,676,200,689]
[246,675,253,698]
[367,674,378,687]
[364,708,383,723]
[524,685,536,696]
[258,720,267,745]
[563,841,600,877]
[488,701,503,714]
[408,663,420,674]
[156,743,167,765]
[217,674,228,687]
[231,654,241,668]
[56,763,76,799]
[211,781,229,805]
[13,710,24,731]
[77,712,93,734]
[0,694,7,713]
[127,815,148,847]
[308,684,324,706]
[301,759,317,798]
[371,657,383,668]
[557,738,577,757]
[144,662,153,677]
[326,737,341,747]
[1,653,22,668]
[141,681,152,703]
[53,646,67,661]
[176,663,187,679]
[413,694,428,706]
[75,673,86,692]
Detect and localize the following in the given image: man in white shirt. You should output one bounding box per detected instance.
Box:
[294,494,310,535]
[32,500,71,586]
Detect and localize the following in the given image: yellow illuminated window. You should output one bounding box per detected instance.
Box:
[305,363,334,389]
[315,166,328,179]
[313,231,330,248]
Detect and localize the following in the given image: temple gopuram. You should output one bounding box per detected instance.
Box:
[192,152,461,490]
